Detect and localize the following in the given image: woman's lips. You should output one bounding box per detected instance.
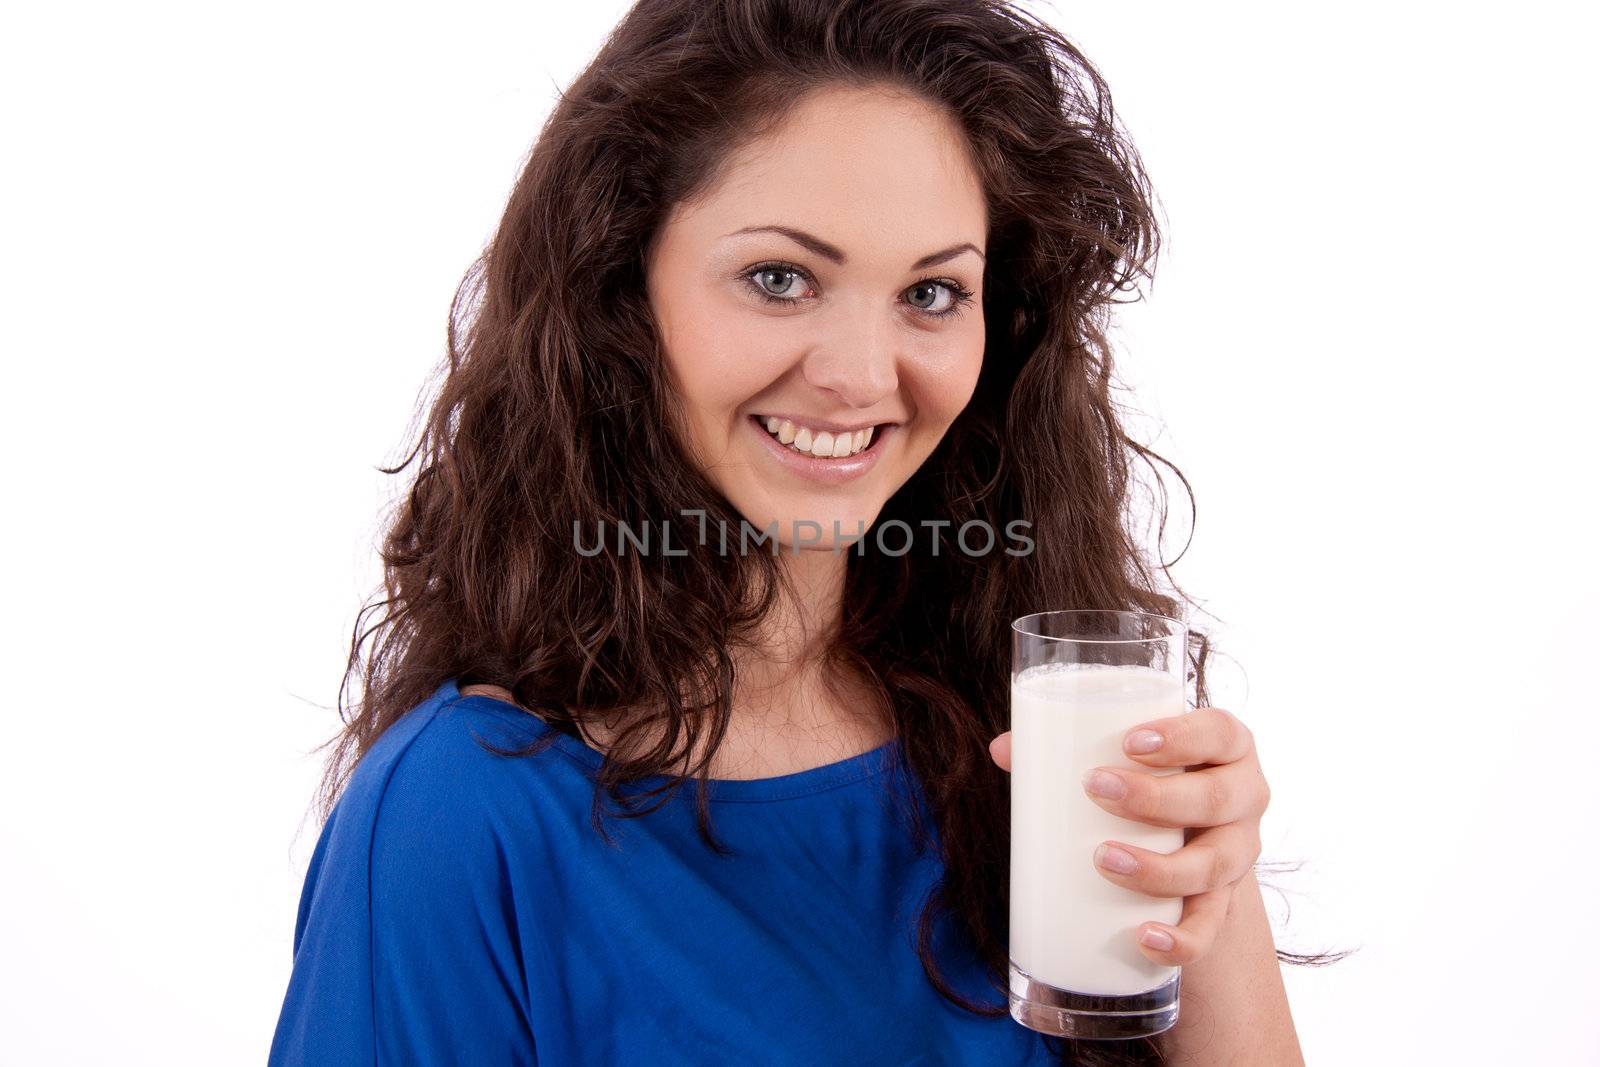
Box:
[746,414,892,484]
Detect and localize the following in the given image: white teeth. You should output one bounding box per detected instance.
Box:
[757,416,878,458]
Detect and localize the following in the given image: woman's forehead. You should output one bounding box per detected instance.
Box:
[658,89,987,261]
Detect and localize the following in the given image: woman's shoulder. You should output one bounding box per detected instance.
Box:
[330,681,568,853]
[293,682,573,936]
[272,682,549,1062]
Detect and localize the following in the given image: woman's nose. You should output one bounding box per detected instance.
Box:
[800,306,901,409]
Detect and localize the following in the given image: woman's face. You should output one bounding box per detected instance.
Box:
[646,84,988,551]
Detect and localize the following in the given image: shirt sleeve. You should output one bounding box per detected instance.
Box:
[268,706,538,1066]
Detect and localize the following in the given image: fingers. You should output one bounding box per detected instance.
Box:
[1135,878,1240,965]
[996,706,1259,776]
[1081,759,1269,828]
[1119,706,1255,769]
[1091,821,1261,898]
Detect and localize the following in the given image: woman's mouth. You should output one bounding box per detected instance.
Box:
[745,413,895,484]
[754,415,882,458]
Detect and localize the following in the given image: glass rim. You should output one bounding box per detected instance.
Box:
[1011,608,1186,645]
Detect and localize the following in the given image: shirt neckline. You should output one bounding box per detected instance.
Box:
[441,676,900,802]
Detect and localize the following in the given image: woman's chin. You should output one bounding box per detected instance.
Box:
[722,511,883,556]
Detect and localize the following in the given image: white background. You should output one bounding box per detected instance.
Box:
[3,1,1595,1063]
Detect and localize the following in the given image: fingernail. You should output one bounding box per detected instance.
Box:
[1124,729,1164,755]
[1082,768,1126,800]
[1094,843,1139,875]
[1140,926,1174,951]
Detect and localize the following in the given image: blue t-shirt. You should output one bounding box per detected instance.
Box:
[268,677,1055,1065]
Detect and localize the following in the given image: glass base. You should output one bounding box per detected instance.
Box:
[1008,962,1180,1040]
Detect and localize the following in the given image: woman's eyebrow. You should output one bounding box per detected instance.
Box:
[723,224,985,270]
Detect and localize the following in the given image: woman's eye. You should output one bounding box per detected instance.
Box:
[751,266,809,301]
[906,280,957,315]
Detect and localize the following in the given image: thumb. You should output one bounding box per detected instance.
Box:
[988,730,1012,772]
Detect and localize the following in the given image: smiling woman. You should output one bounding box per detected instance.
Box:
[266,1,1319,1065]
[647,84,988,552]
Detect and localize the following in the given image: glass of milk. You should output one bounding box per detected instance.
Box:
[1007,609,1188,1040]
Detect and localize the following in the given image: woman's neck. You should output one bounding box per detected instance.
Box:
[461,545,894,778]
[752,541,848,661]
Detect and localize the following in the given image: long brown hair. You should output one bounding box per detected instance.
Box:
[320,1,1342,1062]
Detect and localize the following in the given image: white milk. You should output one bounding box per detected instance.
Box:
[1009,662,1186,996]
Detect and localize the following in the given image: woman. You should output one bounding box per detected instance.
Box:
[269,0,1308,1063]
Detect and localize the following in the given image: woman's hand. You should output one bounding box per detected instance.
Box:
[988,708,1270,967]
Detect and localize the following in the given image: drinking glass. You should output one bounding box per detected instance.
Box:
[1007,609,1189,1040]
